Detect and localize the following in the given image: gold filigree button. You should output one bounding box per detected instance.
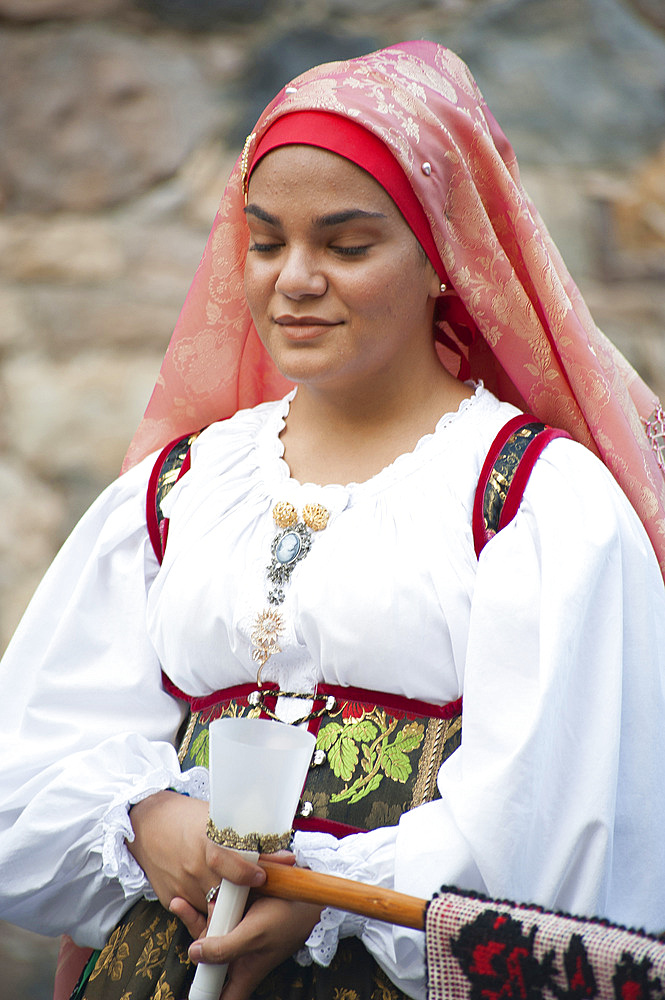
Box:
[302,503,330,531]
[272,501,298,528]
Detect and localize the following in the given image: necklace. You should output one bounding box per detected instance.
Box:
[267,500,329,604]
[250,500,329,686]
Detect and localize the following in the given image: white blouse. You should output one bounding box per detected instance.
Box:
[1,386,664,1000]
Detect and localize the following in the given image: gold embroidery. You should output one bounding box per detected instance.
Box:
[152,972,175,1000]
[89,923,132,983]
[136,936,163,980]
[177,711,199,765]
[412,719,444,808]
[176,944,192,966]
[139,914,160,940]
[417,714,461,809]
[489,467,510,498]
[483,423,545,537]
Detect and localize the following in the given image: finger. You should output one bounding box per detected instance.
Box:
[218,958,268,1000]
[188,906,262,966]
[258,850,296,866]
[169,897,208,940]
[205,843,266,888]
[189,919,251,965]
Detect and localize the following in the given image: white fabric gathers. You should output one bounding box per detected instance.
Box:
[1,386,665,1000]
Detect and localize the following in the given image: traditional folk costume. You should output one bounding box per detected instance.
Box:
[1,40,665,1000]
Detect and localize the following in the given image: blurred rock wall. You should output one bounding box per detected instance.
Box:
[0,2,664,992]
[1,0,664,658]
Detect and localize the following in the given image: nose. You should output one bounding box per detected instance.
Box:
[274,246,327,300]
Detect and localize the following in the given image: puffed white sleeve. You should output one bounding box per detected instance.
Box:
[0,455,208,946]
[293,438,665,999]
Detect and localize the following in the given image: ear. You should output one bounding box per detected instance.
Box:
[426,262,443,300]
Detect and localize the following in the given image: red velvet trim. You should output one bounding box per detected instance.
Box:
[499,427,572,531]
[160,675,278,709]
[146,438,177,563]
[160,446,193,554]
[293,815,363,838]
[249,111,446,282]
[146,433,196,564]
[317,683,462,721]
[161,673,462,721]
[472,414,536,558]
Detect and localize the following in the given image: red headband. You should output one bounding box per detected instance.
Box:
[247,111,446,282]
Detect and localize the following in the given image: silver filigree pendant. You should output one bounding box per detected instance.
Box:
[267,522,312,604]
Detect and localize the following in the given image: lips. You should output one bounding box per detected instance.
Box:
[274,315,341,340]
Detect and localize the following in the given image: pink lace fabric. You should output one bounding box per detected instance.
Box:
[122,40,665,579]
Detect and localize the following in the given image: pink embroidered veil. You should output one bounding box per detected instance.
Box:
[122,39,665,578]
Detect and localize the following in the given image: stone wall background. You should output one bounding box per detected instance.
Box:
[0,0,664,996]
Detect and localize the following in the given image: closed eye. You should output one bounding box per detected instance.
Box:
[248,242,283,253]
[331,245,371,257]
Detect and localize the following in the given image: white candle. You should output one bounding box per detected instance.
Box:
[188,718,315,1000]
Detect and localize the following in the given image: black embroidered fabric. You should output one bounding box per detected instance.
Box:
[482,422,545,538]
[154,432,200,522]
[177,688,462,836]
[73,905,405,1000]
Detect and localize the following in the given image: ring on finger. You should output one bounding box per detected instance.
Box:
[206,883,221,904]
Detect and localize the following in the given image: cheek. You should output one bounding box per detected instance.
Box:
[350,264,427,323]
[341,269,398,320]
[243,262,268,327]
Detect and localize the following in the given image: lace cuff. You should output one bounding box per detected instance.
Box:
[100,766,209,899]
[295,906,366,968]
[292,831,393,967]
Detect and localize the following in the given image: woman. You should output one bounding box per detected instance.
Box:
[1,40,665,1000]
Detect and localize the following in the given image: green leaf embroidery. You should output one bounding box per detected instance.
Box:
[381,723,424,783]
[393,721,425,753]
[327,734,359,782]
[345,719,378,742]
[329,717,426,802]
[190,729,209,768]
[316,722,343,752]
[348,772,382,803]
[381,747,411,782]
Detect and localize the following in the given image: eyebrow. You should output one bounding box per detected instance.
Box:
[244,205,387,227]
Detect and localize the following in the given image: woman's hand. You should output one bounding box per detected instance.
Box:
[170,852,321,1000]
[174,894,322,1000]
[126,790,265,915]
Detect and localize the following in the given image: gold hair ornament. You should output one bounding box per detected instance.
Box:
[241,131,257,205]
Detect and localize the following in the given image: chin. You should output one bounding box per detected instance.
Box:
[268,348,342,387]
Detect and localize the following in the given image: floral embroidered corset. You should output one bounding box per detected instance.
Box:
[173,680,462,837]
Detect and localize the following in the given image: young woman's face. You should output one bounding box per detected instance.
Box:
[243,145,441,396]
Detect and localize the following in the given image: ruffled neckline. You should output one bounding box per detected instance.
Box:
[254,383,488,501]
